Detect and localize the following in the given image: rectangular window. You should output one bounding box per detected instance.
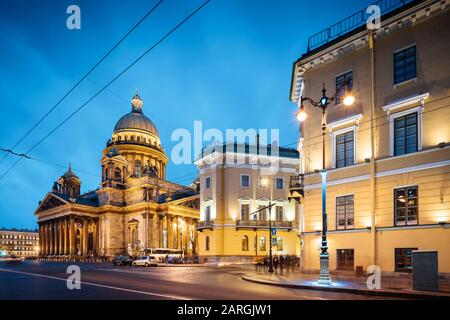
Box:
[205,205,211,222]
[336,195,354,230]
[337,249,354,270]
[336,131,354,168]
[335,71,353,105]
[394,45,416,84]
[205,176,211,189]
[258,205,267,221]
[276,205,284,221]
[394,186,418,226]
[394,112,418,156]
[240,203,250,221]
[395,248,417,272]
[240,175,250,188]
[275,177,284,190]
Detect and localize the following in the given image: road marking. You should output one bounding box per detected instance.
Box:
[0,268,190,300]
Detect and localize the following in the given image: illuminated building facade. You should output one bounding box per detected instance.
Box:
[195,142,300,262]
[289,0,450,273]
[0,229,39,257]
[35,93,199,258]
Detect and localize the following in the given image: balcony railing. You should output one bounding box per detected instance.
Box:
[198,220,214,230]
[307,0,418,52]
[236,220,293,229]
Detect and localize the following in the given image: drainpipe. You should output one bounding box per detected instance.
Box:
[369,30,377,267]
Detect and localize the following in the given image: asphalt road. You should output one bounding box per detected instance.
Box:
[0,261,393,300]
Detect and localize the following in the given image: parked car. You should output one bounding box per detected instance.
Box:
[132,256,158,267]
[112,255,133,266]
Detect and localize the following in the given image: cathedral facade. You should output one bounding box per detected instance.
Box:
[35,93,200,258]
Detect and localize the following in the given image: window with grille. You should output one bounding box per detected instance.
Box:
[394,186,418,226]
[395,248,417,272]
[241,203,250,221]
[394,45,416,84]
[336,131,354,168]
[336,195,354,230]
[335,71,353,105]
[337,249,354,270]
[394,112,418,156]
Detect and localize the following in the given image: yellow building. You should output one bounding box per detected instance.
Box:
[0,229,39,257]
[35,93,199,258]
[289,0,450,273]
[195,142,300,263]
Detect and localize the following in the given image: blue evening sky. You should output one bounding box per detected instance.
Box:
[0,0,372,229]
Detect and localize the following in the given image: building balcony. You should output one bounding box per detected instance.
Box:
[288,174,304,203]
[197,220,214,231]
[236,220,293,230]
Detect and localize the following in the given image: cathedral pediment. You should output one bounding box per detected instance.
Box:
[173,196,200,210]
[35,193,69,214]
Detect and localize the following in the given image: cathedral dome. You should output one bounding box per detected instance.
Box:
[113,92,159,137]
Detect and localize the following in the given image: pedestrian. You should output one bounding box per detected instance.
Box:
[279,255,285,275]
[273,256,279,274]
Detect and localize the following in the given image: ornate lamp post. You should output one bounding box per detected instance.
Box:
[296,81,354,285]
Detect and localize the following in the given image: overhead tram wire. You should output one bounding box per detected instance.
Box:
[0,0,212,183]
[0,0,165,166]
[1,100,448,185]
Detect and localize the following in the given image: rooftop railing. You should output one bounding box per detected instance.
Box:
[307,0,418,52]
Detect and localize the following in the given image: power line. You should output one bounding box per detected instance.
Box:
[0,0,211,182]
[0,0,165,166]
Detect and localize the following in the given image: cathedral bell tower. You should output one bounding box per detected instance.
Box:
[57,164,81,198]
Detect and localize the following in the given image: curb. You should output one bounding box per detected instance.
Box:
[241,275,450,300]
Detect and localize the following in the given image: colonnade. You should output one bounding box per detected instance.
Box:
[38,216,99,256]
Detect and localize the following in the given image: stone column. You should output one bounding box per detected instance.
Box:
[82,219,88,256]
[38,223,43,256]
[167,215,172,248]
[59,219,64,255]
[64,218,69,255]
[44,223,49,255]
[95,219,100,255]
[193,219,199,255]
[49,221,54,255]
[69,217,75,255]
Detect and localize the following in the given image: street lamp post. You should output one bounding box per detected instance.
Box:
[296,82,354,285]
[261,177,274,273]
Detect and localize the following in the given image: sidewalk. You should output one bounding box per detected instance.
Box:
[242,269,450,299]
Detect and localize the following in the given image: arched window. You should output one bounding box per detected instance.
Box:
[276,237,283,251]
[205,236,210,251]
[135,160,141,177]
[259,236,266,251]
[137,136,141,142]
[118,136,121,141]
[114,167,122,182]
[242,235,249,251]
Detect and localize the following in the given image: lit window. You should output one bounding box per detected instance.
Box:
[242,235,249,251]
[259,236,266,251]
[336,195,354,230]
[275,205,284,221]
[240,203,250,221]
[395,248,417,272]
[276,237,283,251]
[394,186,418,226]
